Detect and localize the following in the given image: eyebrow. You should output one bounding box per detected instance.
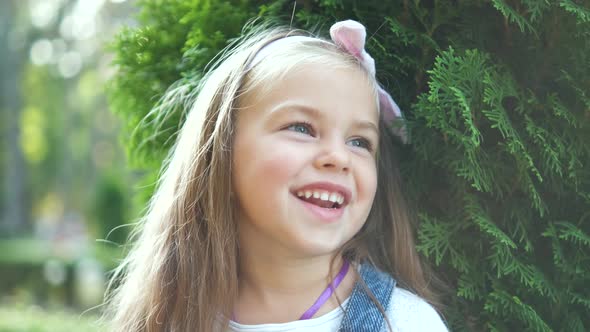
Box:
[268,102,379,135]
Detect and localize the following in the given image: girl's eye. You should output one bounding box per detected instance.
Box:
[348,137,373,151]
[286,122,314,136]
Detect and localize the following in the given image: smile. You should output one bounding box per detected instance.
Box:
[290,182,352,222]
[295,190,344,209]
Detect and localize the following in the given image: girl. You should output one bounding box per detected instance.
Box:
[106,20,448,331]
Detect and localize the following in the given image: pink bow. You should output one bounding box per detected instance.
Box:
[330,20,406,141]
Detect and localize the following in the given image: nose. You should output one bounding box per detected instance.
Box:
[313,137,351,173]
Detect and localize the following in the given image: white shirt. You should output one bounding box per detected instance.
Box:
[228,286,448,331]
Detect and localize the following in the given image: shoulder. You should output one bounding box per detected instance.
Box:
[386,286,448,332]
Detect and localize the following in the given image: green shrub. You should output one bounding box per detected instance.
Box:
[89,173,130,246]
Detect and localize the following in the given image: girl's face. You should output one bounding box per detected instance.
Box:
[232,63,379,258]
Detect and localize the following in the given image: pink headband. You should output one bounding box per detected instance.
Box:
[249,20,407,142]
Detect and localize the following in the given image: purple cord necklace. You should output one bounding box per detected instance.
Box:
[299,260,350,320]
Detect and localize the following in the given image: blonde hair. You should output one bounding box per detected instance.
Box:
[105,23,439,332]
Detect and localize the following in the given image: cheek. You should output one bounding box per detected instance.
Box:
[359,162,378,200]
[233,138,305,225]
[369,166,378,196]
[258,152,296,181]
[233,135,302,200]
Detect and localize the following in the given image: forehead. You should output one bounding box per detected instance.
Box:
[240,63,379,124]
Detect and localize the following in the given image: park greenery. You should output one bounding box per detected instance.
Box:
[0,0,135,330]
[107,1,590,331]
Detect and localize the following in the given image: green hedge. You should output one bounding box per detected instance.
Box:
[0,238,122,307]
[0,305,103,332]
[108,1,590,330]
[0,239,122,268]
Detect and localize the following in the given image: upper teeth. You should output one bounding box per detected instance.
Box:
[296,190,345,205]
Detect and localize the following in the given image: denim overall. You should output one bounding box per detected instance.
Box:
[338,264,396,332]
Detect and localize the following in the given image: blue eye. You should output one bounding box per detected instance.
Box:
[348,137,373,151]
[286,122,314,136]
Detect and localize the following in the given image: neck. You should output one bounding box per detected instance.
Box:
[234,236,355,323]
[240,250,339,293]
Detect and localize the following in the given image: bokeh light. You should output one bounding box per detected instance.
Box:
[57,51,82,78]
[29,39,53,65]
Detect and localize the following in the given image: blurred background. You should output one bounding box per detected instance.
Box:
[1,0,138,330]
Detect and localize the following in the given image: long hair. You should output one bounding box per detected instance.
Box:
[105,22,439,332]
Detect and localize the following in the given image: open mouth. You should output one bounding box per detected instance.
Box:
[294,191,346,209]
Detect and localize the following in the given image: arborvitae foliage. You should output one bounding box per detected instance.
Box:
[108,1,590,330]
